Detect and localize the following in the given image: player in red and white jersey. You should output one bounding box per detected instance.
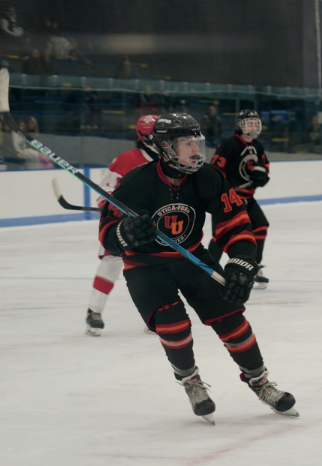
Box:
[86,115,159,336]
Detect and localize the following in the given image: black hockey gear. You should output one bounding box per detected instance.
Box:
[86,309,104,336]
[221,257,259,304]
[152,113,206,174]
[235,109,262,139]
[250,165,269,188]
[116,212,157,250]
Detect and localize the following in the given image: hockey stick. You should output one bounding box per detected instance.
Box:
[52,178,102,212]
[235,181,253,192]
[0,69,225,286]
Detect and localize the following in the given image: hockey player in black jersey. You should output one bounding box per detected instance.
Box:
[210,110,270,288]
[99,113,298,423]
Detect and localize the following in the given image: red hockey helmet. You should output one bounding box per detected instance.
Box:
[136,114,159,143]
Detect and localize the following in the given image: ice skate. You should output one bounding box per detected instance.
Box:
[86,309,105,336]
[253,265,269,289]
[180,368,216,424]
[241,370,299,417]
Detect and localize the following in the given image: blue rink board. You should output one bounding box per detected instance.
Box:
[1,194,322,228]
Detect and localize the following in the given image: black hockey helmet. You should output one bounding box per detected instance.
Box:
[236,109,262,139]
[152,113,206,174]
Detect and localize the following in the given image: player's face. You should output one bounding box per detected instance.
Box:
[244,119,260,134]
[176,137,200,165]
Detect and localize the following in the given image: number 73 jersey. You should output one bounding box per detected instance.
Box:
[211,134,269,199]
[99,160,257,268]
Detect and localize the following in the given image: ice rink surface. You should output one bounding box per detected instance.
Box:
[0,202,321,466]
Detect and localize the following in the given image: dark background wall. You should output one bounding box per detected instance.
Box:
[1,0,321,87]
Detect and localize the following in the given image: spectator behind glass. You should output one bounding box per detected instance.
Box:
[40,17,92,68]
[81,90,103,132]
[114,55,135,80]
[12,120,54,169]
[40,50,56,75]
[0,6,24,52]
[307,115,321,146]
[26,116,39,137]
[0,121,26,170]
[21,49,43,75]
[201,105,223,146]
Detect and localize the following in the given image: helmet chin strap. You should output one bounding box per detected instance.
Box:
[160,158,184,179]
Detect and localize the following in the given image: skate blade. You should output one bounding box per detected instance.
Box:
[202,413,215,425]
[253,282,268,290]
[270,406,299,417]
[85,325,102,337]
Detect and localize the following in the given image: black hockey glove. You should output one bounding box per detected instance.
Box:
[116,212,157,251]
[221,257,259,304]
[250,165,270,188]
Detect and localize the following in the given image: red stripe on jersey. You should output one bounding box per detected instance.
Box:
[235,187,256,199]
[123,260,148,270]
[235,133,252,145]
[99,220,119,246]
[124,237,203,258]
[254,235,267,240]
[222,231,256,253]
[252,226,268,234]
[215,212,251,239]
[213,166,227,178]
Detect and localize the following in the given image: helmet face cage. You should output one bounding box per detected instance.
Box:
[161,135,206,174]
[237,117,262,139]
[237,110,262,139]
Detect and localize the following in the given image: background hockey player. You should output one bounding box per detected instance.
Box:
[86,114,159,336]
[209,109,270,288]
[98,113,298,423]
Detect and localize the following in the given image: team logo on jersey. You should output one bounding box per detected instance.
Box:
[152,203,196,246]
[239,145,259,181]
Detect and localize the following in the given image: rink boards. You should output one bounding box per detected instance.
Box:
[1,160,322,227]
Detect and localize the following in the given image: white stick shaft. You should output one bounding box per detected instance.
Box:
[0,68,10,112]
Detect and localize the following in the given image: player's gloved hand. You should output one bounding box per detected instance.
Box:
[116,211,157,250]
[221,257,259,304]
[250,165,270,188]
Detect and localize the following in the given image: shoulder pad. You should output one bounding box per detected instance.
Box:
[196,163,224,199]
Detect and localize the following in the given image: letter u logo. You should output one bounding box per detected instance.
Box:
[164,215,184,235]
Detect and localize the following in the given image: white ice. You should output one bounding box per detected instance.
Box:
[0,203,322,466]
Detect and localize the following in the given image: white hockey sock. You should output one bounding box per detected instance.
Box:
[88,255,123,313]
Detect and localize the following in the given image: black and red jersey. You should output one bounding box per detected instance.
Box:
[99,160,256,270]
[210,133,269,199]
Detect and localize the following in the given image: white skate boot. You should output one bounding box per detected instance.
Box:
[241,370,299,417]
[180,368,216,424]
